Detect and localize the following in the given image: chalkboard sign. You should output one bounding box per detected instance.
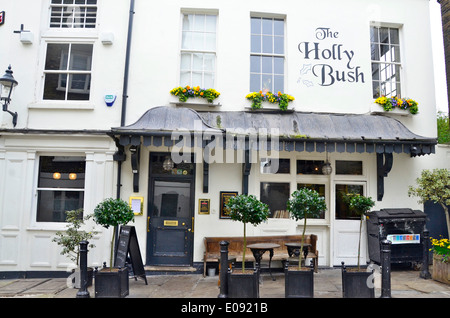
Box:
[114,225,147,285]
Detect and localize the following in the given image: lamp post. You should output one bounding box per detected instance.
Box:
[0,65,18,127]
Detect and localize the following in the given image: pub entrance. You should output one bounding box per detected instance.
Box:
[146,153,195,266]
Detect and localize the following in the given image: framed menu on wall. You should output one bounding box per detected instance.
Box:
[220,191,238,219]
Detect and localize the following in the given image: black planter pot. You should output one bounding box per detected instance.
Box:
[285,263,314,298]
[227,268,259,298]
[341,262,374,298]
[94,265,129,298]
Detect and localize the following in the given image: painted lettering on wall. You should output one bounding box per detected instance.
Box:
[297,27,365,87]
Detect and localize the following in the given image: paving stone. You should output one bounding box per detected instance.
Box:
[21,278,68,295]
[0,279,48,296]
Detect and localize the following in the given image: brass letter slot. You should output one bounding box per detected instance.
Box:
[164,220,178,226]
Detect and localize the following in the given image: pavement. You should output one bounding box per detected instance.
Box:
[0,267,449,299]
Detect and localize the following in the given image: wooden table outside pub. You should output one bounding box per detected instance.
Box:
[247,243,280,281]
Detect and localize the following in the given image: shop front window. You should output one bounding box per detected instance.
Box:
[150,153,194,176]
[297,160,325,175]
[260,182,290,218]
[260,158,290,174]
[36,156,85,222]
[297,183,326,219]
[335,160,363,175]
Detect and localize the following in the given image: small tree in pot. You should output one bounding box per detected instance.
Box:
[345,193,375,270]
[287,188,326,269]
[341,193,375,298]
[52,209,97,288]
[93,198,134,298]
[225,194,269,298]
[285,188,326,297]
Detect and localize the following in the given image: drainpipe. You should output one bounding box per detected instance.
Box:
[117,0,135,199]
[112,0,135,254]
[121,0,135,128]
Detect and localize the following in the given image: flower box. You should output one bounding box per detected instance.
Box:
[432,254,450,285]
[170,86,220,104]
[246,91,294,111]
[373,96,418,115]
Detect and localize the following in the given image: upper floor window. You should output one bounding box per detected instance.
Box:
[50,0,97,29]
[180,13,217,88]
[43,43,93,101]
[250,17,285,93]
[370,26,401,98]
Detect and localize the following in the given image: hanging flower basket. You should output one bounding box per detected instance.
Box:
[170,85,220,103]
[374,96,418,114]
[246,91,295,111]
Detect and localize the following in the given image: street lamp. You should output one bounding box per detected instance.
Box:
[0,65,19,127]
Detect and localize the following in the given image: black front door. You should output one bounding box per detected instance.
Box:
[146,153,195,266]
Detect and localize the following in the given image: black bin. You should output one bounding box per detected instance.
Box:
[366,208,426,264]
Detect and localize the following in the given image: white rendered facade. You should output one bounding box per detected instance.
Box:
[0,0,448,275]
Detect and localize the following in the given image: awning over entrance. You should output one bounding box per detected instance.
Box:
[110,106,436,200]
[111,106,224,148]
[111,106,436,156]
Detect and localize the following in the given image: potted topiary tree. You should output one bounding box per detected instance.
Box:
[285,188,326,298]
[341,193,376,298]
[52,209,97,288]
[93,198,135,298]
[225,194,269,298]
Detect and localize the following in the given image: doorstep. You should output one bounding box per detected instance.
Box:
[144,266,198,273]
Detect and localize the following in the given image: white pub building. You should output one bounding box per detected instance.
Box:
[0,0,448,276]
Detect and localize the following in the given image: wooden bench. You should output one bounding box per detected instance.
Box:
[203,234,318,276]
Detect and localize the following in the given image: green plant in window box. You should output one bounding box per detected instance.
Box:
[374,96,418,114]
[246,91,295,110]
[431,236,450,263]
[170,85,220,103]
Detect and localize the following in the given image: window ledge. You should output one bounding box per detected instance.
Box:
[170,101,221,108]
[28,102,95,110]
[41,29,99,40]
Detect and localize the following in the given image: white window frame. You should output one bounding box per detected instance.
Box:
[40,41,94,103]
[257,154,330,223]
[34,154,86,224]
[49,0,98,29]
[55,46,92,95]
[179,12,218,88]
[250,15,286,93]
[370,23,403,98]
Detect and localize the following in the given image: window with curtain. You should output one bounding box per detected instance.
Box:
[250,17,285,93]
[180,13,217,88]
